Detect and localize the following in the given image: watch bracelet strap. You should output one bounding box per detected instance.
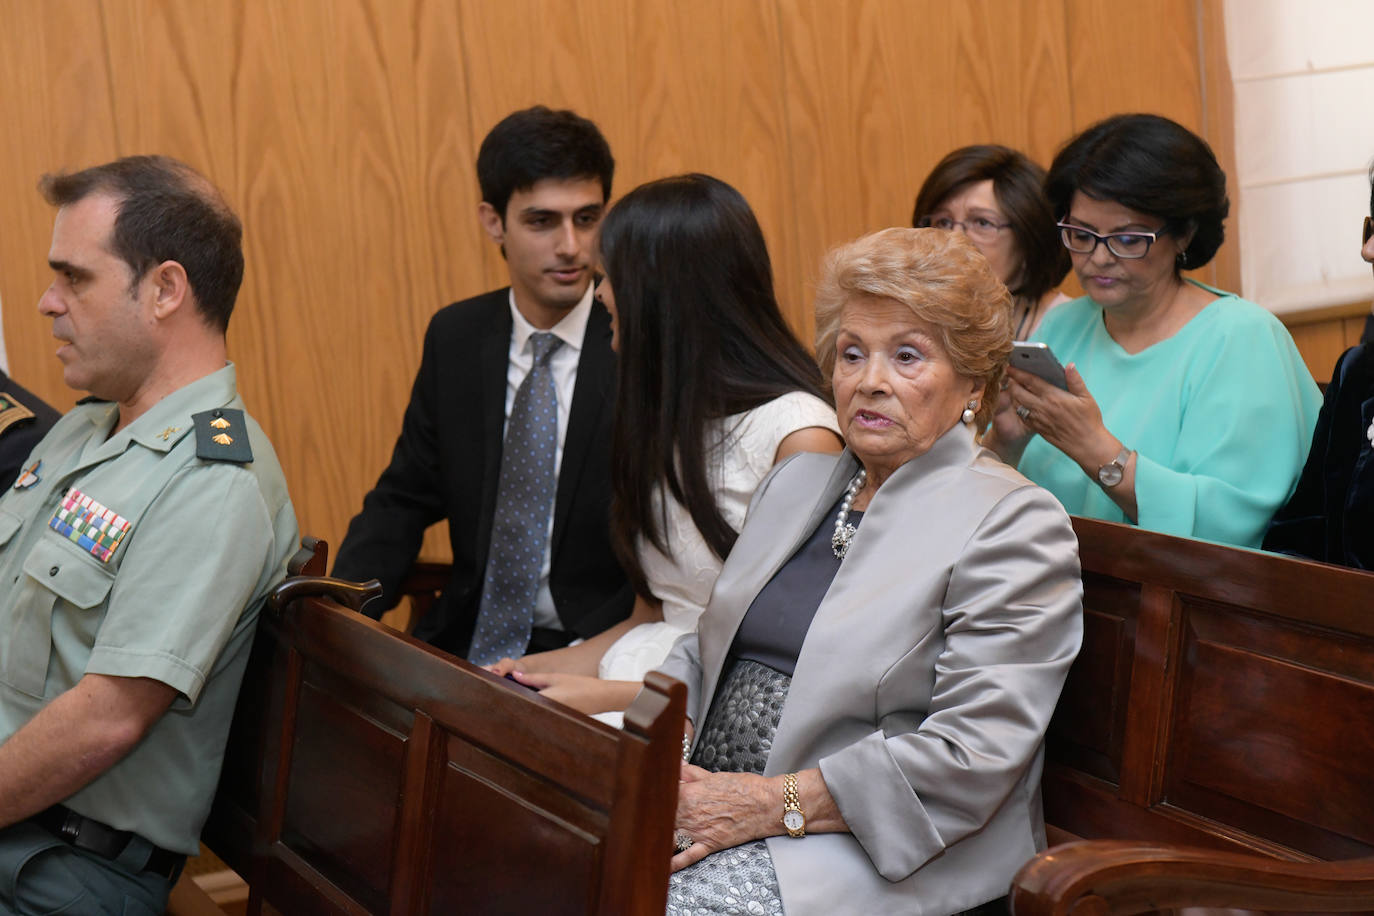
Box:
[782,772,804,836]
[783,772,800,808]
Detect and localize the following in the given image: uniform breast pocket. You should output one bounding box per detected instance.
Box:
[2,536,115,698]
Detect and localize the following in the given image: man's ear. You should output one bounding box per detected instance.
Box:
[148,260,190,320]
[477,201,505,244]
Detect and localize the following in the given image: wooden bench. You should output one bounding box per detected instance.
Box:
[196,538,685,915]
[1013,517,1374,914]
[186,518,1374,913]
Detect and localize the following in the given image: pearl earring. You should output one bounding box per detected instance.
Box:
[962,401,977,425]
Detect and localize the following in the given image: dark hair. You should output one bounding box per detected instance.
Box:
[911,145,1069,303]
[39,155,244,331]
[1368,161,1373,218]
[476,106,614,219]
[1046,113,1230,270]
[601,173,829,597]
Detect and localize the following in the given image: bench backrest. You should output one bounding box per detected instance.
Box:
[203,539,684,915]
[1045,517,1374,862]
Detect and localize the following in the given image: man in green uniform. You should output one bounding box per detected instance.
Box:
[0,156,298,913]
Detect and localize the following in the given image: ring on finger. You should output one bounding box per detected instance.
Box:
[674,832,695,853]
[1016,405,1032,422]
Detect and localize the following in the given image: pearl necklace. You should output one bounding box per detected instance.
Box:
[831,468,867,560]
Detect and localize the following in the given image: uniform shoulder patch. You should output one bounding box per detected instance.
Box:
[192,408,254,463]
[0,390,36,436]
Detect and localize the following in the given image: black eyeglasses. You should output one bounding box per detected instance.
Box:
[1057,221,1167,260]
[1363,215,1373,246]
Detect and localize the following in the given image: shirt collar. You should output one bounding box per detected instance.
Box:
[110,363,239,453]
[507,283,593,355]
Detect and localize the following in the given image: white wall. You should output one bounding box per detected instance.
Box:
[1224,0,1374,316]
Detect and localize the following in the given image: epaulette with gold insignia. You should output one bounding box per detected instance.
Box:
[192,408,254,463]
[0,391,36,436]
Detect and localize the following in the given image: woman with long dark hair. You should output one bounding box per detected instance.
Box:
[493,174,842,719]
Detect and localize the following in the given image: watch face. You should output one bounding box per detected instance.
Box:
[783,810,805,832]
[1098,463,1123,487]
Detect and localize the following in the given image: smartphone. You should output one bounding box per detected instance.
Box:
[1010,341,1069,390]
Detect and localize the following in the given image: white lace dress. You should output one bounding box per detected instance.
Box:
[594,392,839,725]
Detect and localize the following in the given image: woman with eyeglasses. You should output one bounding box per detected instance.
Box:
[1264,163,1374,568]
[913,145,1071,338]
[986,113,1322,548]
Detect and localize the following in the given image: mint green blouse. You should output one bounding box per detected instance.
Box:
[1018,284,1322,547]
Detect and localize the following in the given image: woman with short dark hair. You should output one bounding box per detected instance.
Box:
[988,113,1322,547]
[913,144,1071,336]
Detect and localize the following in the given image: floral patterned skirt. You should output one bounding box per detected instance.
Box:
[665,659,790,915]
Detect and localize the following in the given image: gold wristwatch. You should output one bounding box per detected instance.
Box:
[781,773,806,837]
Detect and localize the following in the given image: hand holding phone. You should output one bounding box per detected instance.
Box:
[1010,341,1069,390]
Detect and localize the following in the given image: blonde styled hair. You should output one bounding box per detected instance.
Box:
[814,228,1014,429]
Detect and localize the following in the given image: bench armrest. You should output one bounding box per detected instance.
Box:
[1010,840,1374,915]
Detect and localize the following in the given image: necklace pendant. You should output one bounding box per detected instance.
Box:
[832,523,857,560]
[831,467,867,560]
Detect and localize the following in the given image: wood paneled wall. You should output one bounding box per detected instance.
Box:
[1285,302,1371,384]
[0,0,1235,560]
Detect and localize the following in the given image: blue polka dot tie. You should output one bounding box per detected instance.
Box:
[469,332,564,666]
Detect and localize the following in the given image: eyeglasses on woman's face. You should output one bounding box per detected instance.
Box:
[1057,221,1167,260]
[919,214,1011,245]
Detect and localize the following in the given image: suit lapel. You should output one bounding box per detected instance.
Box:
[476,294,513,550]
[695,453,859,714]
[549,301,614,554]
[766,424,979,773]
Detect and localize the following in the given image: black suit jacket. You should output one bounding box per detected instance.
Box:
[333,288,632,656]
[0,370,62,491]
[1264,343,1374,570]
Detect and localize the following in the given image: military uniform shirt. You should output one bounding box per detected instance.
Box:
[0,364,297,854]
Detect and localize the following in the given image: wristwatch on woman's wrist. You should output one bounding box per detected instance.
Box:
[781,773,806,837]
[1096,447,1131,488]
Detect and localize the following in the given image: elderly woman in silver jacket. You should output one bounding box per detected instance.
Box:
[657,228,1083,916]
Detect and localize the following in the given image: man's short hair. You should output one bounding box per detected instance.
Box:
[39,155,244,332]
[476,106,614,219]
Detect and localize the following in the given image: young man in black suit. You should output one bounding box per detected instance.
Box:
[334,106,634,661]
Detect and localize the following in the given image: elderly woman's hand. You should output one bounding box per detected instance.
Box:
[671,766,848,872]
[671,764,774,872]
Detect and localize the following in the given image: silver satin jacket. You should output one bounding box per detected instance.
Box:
[658,422,1084,915]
